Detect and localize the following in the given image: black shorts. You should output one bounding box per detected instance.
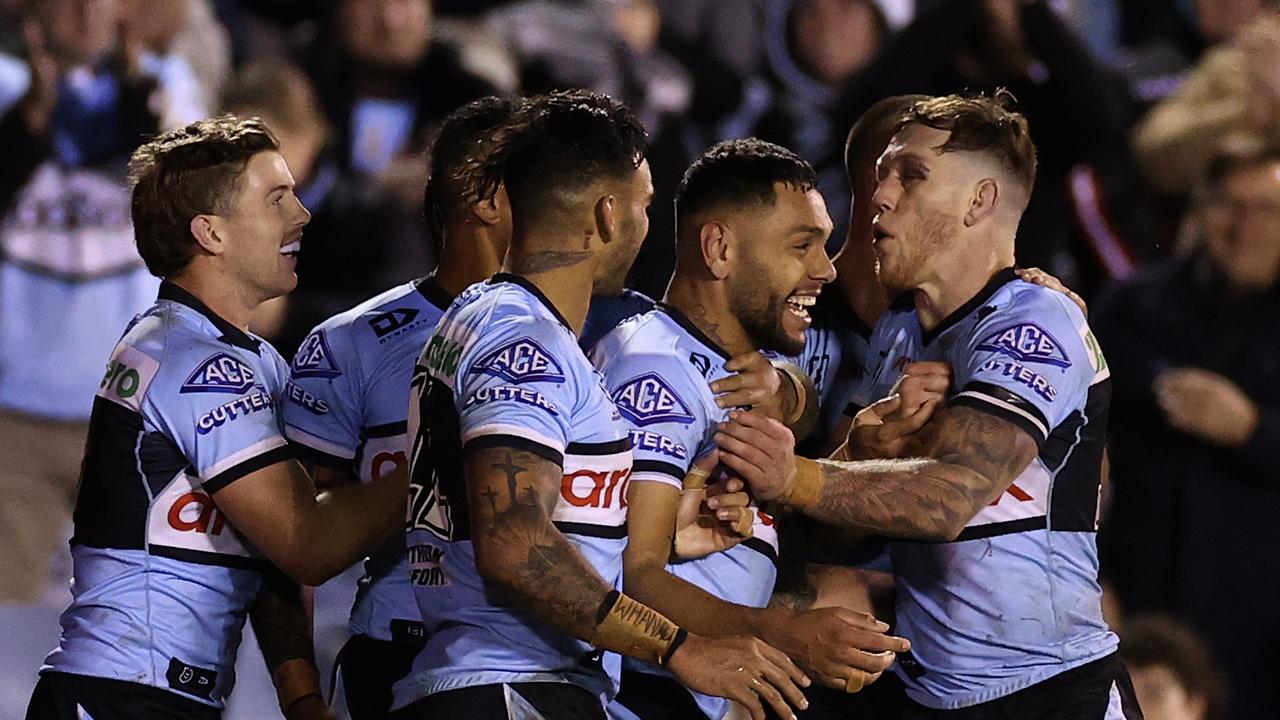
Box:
[612,669,704,719]
[25,672,219,720]
[338,634,425,719]
[902,654,1144,720]
[391,681,605,720]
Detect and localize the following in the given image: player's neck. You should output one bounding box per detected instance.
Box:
[664,274,757,357]
[435,224,504,298]
[913,260,1008,331]
[166,269,260,332]
[504,242,596,336]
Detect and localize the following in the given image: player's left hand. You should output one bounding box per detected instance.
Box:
[712,351,787,421]
[714,410,797,503]
[1015,267,1088,317]
[673,451,755,560]
[1155,367,1259,447]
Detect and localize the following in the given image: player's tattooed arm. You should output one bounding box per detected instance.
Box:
[717,407,1038,541]
[466,446,615,640]
[250,567,329,719]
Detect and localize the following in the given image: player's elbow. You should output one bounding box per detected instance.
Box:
[279,556,343,587]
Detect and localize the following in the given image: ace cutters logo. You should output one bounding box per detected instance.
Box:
[612,372,695,426]
[470,337,565,384]
[976,323,1071,368]
[292,331,342,378]
[181,353,257,394]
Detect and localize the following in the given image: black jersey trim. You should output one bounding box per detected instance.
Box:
[553,521,629,539]
[204,445,294,494]
[150,544,267,570]
[952,516,1048,542]
[655,302,732,360]
[565,438,632,455]
[489,273,574,332]
[158,281,261,352]
[631,459,686,481]
[365,420,409,438]
[742,537,780,563]
[463,433,565,466]
[289,440,351,470]
[921,267,1018,346]
[416,273,456,311]
[952,381,1050,446]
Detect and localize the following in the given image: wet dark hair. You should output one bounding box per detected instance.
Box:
[423,96,520,244]
[676,138,817,223]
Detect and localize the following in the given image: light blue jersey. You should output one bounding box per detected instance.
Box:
[854,268,1117,709]
[592,303,780,720]
[281,277,453,645]
[396,273,633,710]
[41,282,292,707]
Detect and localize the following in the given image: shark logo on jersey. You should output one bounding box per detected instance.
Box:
[976,323,1071,368]
[292,331,342,378]
[612,372,695,426]
[181,353,257,394]
[470,338,565,384]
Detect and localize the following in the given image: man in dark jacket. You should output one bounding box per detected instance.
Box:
[1096,149,1280,720]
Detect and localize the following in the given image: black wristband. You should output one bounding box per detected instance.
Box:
[658,627,689,667]
[594,589,622,625]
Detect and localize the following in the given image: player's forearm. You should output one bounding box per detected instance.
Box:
[624,560,769,638]
[289,466,406,584]
[250,569,323,715]
[792,457,992,541]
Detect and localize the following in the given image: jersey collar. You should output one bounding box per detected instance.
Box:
[416,273,455,311]
[158,281,261,352]
[655,302,732,361]
[921,266,1018,346]
[489,272,574,331]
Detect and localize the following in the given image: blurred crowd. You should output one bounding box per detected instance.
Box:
[2,0,1279,718]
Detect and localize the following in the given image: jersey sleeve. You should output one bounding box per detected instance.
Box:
[154,346,293,495]
[454,318,577,465]
[950,291,1093,448]
[602,351,712,490]
[281,325,364,469]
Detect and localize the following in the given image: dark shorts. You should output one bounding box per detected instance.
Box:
[612,669,704,719]
[339,634,425,719]
[391,681,605,720]
[25,672,219,720]
[902,654,1144,720]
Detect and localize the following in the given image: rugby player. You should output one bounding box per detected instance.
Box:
[396,92,810,720]
[594,139,910,720]
[26,117,406,719]
[280,97,518,719]
[717,93,1140,718]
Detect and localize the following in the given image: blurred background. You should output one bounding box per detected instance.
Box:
[2,0,1279,718]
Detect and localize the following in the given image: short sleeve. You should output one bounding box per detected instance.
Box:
[602,352,712,490]
[282,326,364,469]
[455,319,577,466]
[950,292,1093,448]
[156,347,292,494]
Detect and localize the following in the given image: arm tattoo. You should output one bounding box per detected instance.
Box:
[467,447,609,640]
[806,406,1039,541]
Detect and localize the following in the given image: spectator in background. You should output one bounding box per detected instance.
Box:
[1119,615,1228,720]
[1131,1,1280,195]
[302,0,497,184]
[223,62,427,357]
[0,0,212,603]
[122,0,232,119]
[832,0,1158,299]
[1095,149,1280,720]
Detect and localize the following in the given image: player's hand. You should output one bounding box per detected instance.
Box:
[714,410,797,503]
[712,351,786,421]
[1154,367,1259,447]
[848,361,949,458]
[672,451,754,560]
[667,633,811,720]
[1015,267,1088,317]
[760,607,907,692]
[284,694,339,720]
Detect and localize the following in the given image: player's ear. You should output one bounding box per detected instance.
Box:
[700,220,733,280]
[471,184,505,226]
[965,178,999,227]
[595,192,620,248]
[189,214,225,256]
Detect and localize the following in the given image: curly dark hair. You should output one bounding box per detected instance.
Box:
[676,138,818,223]
[423,96,521,245]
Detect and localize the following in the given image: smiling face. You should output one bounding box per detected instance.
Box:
[210,151,312,303]
[725,183,836,355]
[870,123,978,294]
